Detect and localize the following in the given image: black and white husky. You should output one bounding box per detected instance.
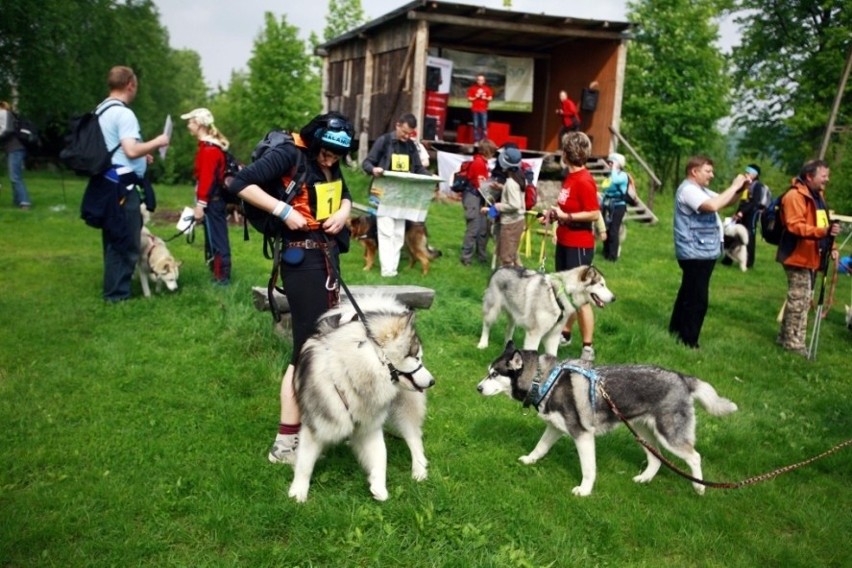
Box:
[476,341,738,496]
[723,222,749,272]
[289,296,435,503]
[477,265,616,356]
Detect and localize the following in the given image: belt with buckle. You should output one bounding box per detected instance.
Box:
[287,239,335,250]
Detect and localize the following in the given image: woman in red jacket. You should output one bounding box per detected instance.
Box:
[181,107,232,284]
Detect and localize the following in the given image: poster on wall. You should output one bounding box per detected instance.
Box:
[444,48,534,112]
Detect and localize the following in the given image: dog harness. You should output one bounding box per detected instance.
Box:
[548,279,576,319]
[524,362,598,410]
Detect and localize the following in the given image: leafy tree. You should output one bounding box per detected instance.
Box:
[621,0,731,192]
[230,13,321,152]
[730,0,850,210]
[324,0,368,42]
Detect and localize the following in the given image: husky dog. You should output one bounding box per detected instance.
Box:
[477,265,615,356]
[723,223,749,272]
[138,226,181,297]
[477,341,738,496]
[348,215,442,275]
[289,295,435,502]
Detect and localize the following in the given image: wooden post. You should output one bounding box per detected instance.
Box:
[819,46,852,160]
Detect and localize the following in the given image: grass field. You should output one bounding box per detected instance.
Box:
[1,170,850,567]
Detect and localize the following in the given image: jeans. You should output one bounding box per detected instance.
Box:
[8,148,32,207]
[102,187,142,301]
[472,111,488,142]
[203,198,232,283]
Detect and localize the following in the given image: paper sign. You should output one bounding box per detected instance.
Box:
[159,114,172,160]
[371,171,441,222]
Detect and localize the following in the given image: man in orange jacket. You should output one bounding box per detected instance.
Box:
[776,159,841,356]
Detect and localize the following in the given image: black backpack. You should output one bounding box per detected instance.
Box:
[212,145,243,205]
[450,160,474,193]
[760,191,787,245]
[15,116,40,149]
[238,130,308,256]
[60,101,126,177]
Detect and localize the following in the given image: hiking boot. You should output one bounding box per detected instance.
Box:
[560,331,572,346]
[580,345,596,362]
[268,435,298,465]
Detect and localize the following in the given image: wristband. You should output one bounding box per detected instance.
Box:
[272,201,292,221]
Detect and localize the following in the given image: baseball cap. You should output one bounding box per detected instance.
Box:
[607,153,626,169]
[180,108,215,127]
[320,127,352,155]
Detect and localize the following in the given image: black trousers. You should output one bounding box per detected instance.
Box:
[669,258,716,348]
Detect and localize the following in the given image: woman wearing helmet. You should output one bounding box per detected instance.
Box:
[229,112,354,465]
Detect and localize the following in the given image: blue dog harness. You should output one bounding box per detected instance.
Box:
[524,362,598,410]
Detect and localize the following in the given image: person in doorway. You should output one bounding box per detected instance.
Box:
[556,90,581,141]
[181,107,232,284]
[467,74,493,143]
[362,113,430,277]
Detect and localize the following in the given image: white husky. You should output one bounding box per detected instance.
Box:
[477,265,616,356]
[138,226,180,297]
[289,295,435,502]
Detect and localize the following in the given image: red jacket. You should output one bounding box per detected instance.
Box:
[467,154,489,189]
[194,141,225,207]
[777,178,835,270]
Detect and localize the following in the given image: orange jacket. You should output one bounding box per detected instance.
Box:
[777,178,835,269]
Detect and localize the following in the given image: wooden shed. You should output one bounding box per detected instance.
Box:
[315,0,632,159]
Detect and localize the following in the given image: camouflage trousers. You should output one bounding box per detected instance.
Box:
[778,266,814,351]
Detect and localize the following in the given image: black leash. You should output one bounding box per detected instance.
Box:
[599,385,852,489]
[163,215,196,244]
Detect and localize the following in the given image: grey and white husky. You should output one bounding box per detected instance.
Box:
[476,341,738,496]
[289,295,435,503]
[477,265,616,356]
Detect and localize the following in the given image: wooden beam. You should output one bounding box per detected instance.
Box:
[408,11,627,41]
[819,46,852,160]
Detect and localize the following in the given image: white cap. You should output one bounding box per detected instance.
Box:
[607,152,626,170]
[180,108,214,127]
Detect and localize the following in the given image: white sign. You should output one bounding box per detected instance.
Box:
[370,171,441,222]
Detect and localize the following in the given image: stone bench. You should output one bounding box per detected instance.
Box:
[251,285,436,314]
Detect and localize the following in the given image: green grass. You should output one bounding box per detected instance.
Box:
[1,170,850,567]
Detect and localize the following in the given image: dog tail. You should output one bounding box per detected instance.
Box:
[691,379,738,416]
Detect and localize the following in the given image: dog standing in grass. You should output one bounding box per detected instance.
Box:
[348,214,442,275]
[477,341,738,496]
[137,226,181,297]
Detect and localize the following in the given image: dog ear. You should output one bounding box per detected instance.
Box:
[508,350,524,370]
[503,339,516,353]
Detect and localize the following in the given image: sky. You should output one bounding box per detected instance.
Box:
[154,0,699,90]
[155,0,739,89]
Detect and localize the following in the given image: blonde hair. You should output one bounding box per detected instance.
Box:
[477,138,497,159]
[199,124,230,151]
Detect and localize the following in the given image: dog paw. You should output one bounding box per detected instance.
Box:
[518,455,537,465]
[632,473,654,484]
[476,341,488,350]
[288,483,309,503]
[370,485,389,501]
[412,464,428,481]
[571,485,592,497]
[693,484,706,496]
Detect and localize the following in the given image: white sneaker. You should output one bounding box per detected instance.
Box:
[580,346,595,362]
[559,332,572,346]
[268,435,298,465]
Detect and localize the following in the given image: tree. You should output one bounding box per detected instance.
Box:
[730,1,851,173]
[324,0,368,42]
[621,0,732,191]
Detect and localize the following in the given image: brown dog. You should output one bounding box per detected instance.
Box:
[348,215,442,275]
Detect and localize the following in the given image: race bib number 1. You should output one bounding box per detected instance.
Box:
[314,179,342,221]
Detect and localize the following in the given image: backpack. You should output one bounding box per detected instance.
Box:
[625,174,639,206]
[521,162,537,210]
[60,101,126,176]
[15,116,40,149]
[450,160,474,193]
[240,130,308,252]
[215,146,243,205]
[760,192,787,245]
